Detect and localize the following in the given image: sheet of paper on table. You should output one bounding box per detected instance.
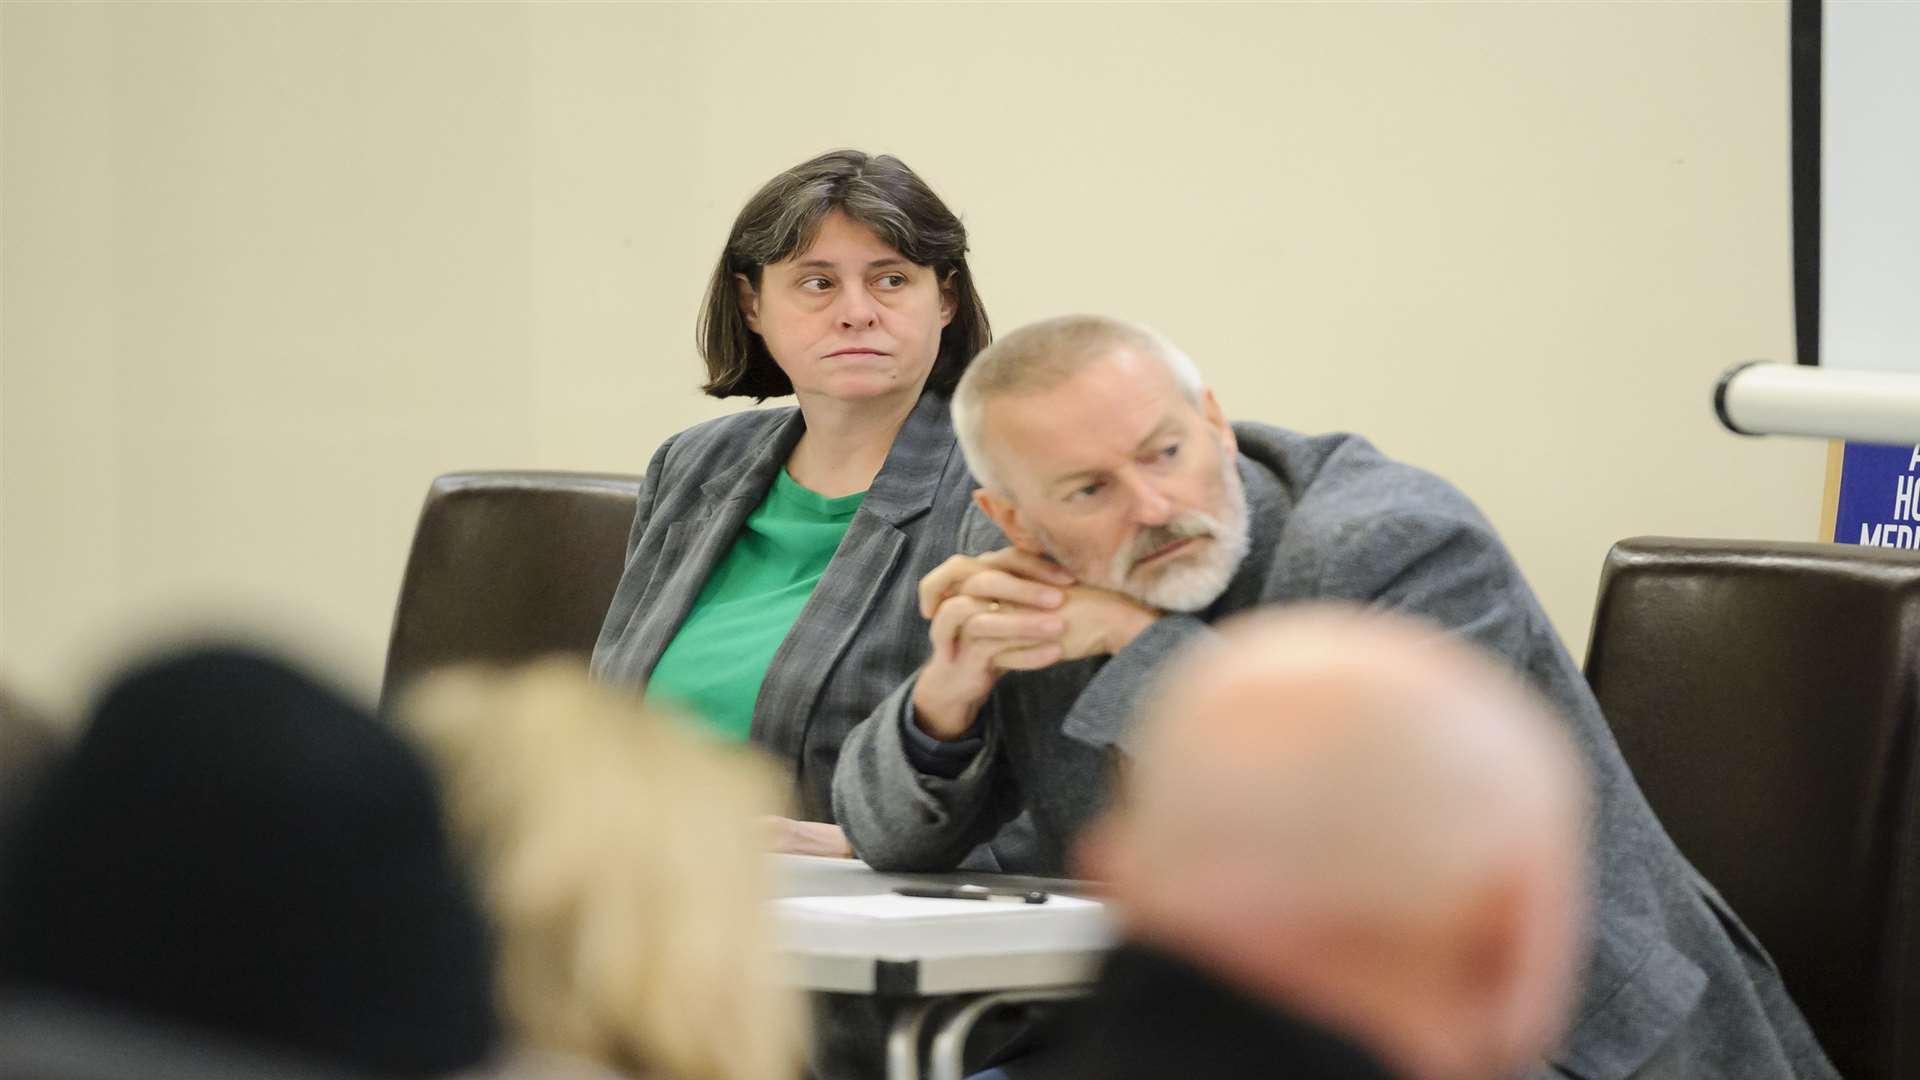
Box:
[774,892,1115,957]
[769,853,893,898]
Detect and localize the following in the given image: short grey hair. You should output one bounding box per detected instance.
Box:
[951,314,1205,494]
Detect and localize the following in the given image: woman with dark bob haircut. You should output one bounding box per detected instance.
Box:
[592,150,1009,859]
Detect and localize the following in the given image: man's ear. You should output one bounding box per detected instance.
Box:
[973,487,1044,553]
[734,273,762,333]
[1072,811,1130,887]
[1201,388,1236,453]
[1460,872,1526,996]
[1453,865,1548,1063]
[1471,855,1584,1069]
[938,269,958,328]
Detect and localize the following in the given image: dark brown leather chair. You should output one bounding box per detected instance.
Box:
[381,471,642,709]
[1584,536,1920,1080]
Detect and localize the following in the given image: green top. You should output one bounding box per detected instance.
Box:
[646,469,866,741]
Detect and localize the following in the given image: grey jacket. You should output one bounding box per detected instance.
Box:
[590,392,977,823]
[833,424,1837,1080]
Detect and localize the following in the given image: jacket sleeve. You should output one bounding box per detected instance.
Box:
[588,435,676,684]
[831,673,1024,872]
[832,503,1024,869]
[1056,613,1220,749]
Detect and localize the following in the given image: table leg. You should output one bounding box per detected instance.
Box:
[927,987,1087,1080]
[886,998,939,1080]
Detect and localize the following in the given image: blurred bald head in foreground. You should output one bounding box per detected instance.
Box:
[1080,606,1589,1080]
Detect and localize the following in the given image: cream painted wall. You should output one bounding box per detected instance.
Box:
[2,1,1820,717]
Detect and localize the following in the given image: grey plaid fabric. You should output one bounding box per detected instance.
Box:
[590,390,976,825]
[834,424,1838,1080]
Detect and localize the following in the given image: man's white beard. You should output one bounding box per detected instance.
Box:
[1108,454,1251,613]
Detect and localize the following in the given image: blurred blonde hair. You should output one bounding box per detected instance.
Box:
[399,659,805,1080]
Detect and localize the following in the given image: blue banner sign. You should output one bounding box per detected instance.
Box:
[1834,442,1920,548]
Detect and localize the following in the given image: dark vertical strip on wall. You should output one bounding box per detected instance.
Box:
[1791,0,1821,366]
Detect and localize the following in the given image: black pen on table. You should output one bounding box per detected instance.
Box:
[892,883,1049,904]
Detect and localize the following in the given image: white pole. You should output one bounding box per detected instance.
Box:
[1716,362,1920,443]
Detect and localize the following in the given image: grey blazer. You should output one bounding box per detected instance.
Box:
[834,424,1838,1080]
[590,391,977,823]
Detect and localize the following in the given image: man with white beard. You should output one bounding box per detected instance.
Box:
[831,314,1836,1079]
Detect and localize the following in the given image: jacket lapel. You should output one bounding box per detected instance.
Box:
[752,392,956,781]
[622,409,806,683]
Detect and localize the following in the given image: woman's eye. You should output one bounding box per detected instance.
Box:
[800,277,833,292]
[876,273,908,288]
[1160,443,1180,460]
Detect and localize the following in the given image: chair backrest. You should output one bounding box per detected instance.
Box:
[381,471,642,709]
[1584,536,1920,1080]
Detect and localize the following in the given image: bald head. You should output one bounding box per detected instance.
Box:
[1121,607,1585,918]
[1091,606,1589,1080]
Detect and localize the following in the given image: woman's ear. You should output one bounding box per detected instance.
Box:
[939,269,958,328]
[734,273,762,333]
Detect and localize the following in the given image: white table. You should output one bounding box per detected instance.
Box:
[771,855,1114,1080]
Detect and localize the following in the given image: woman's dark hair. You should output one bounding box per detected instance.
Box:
[697,149,991,400]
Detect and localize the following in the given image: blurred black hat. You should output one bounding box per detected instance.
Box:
[0,648,497,1076]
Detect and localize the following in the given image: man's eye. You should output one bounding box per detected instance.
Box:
[799,277,833,292]
[1160,443,1180,460]
[1068,481,1103,502]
